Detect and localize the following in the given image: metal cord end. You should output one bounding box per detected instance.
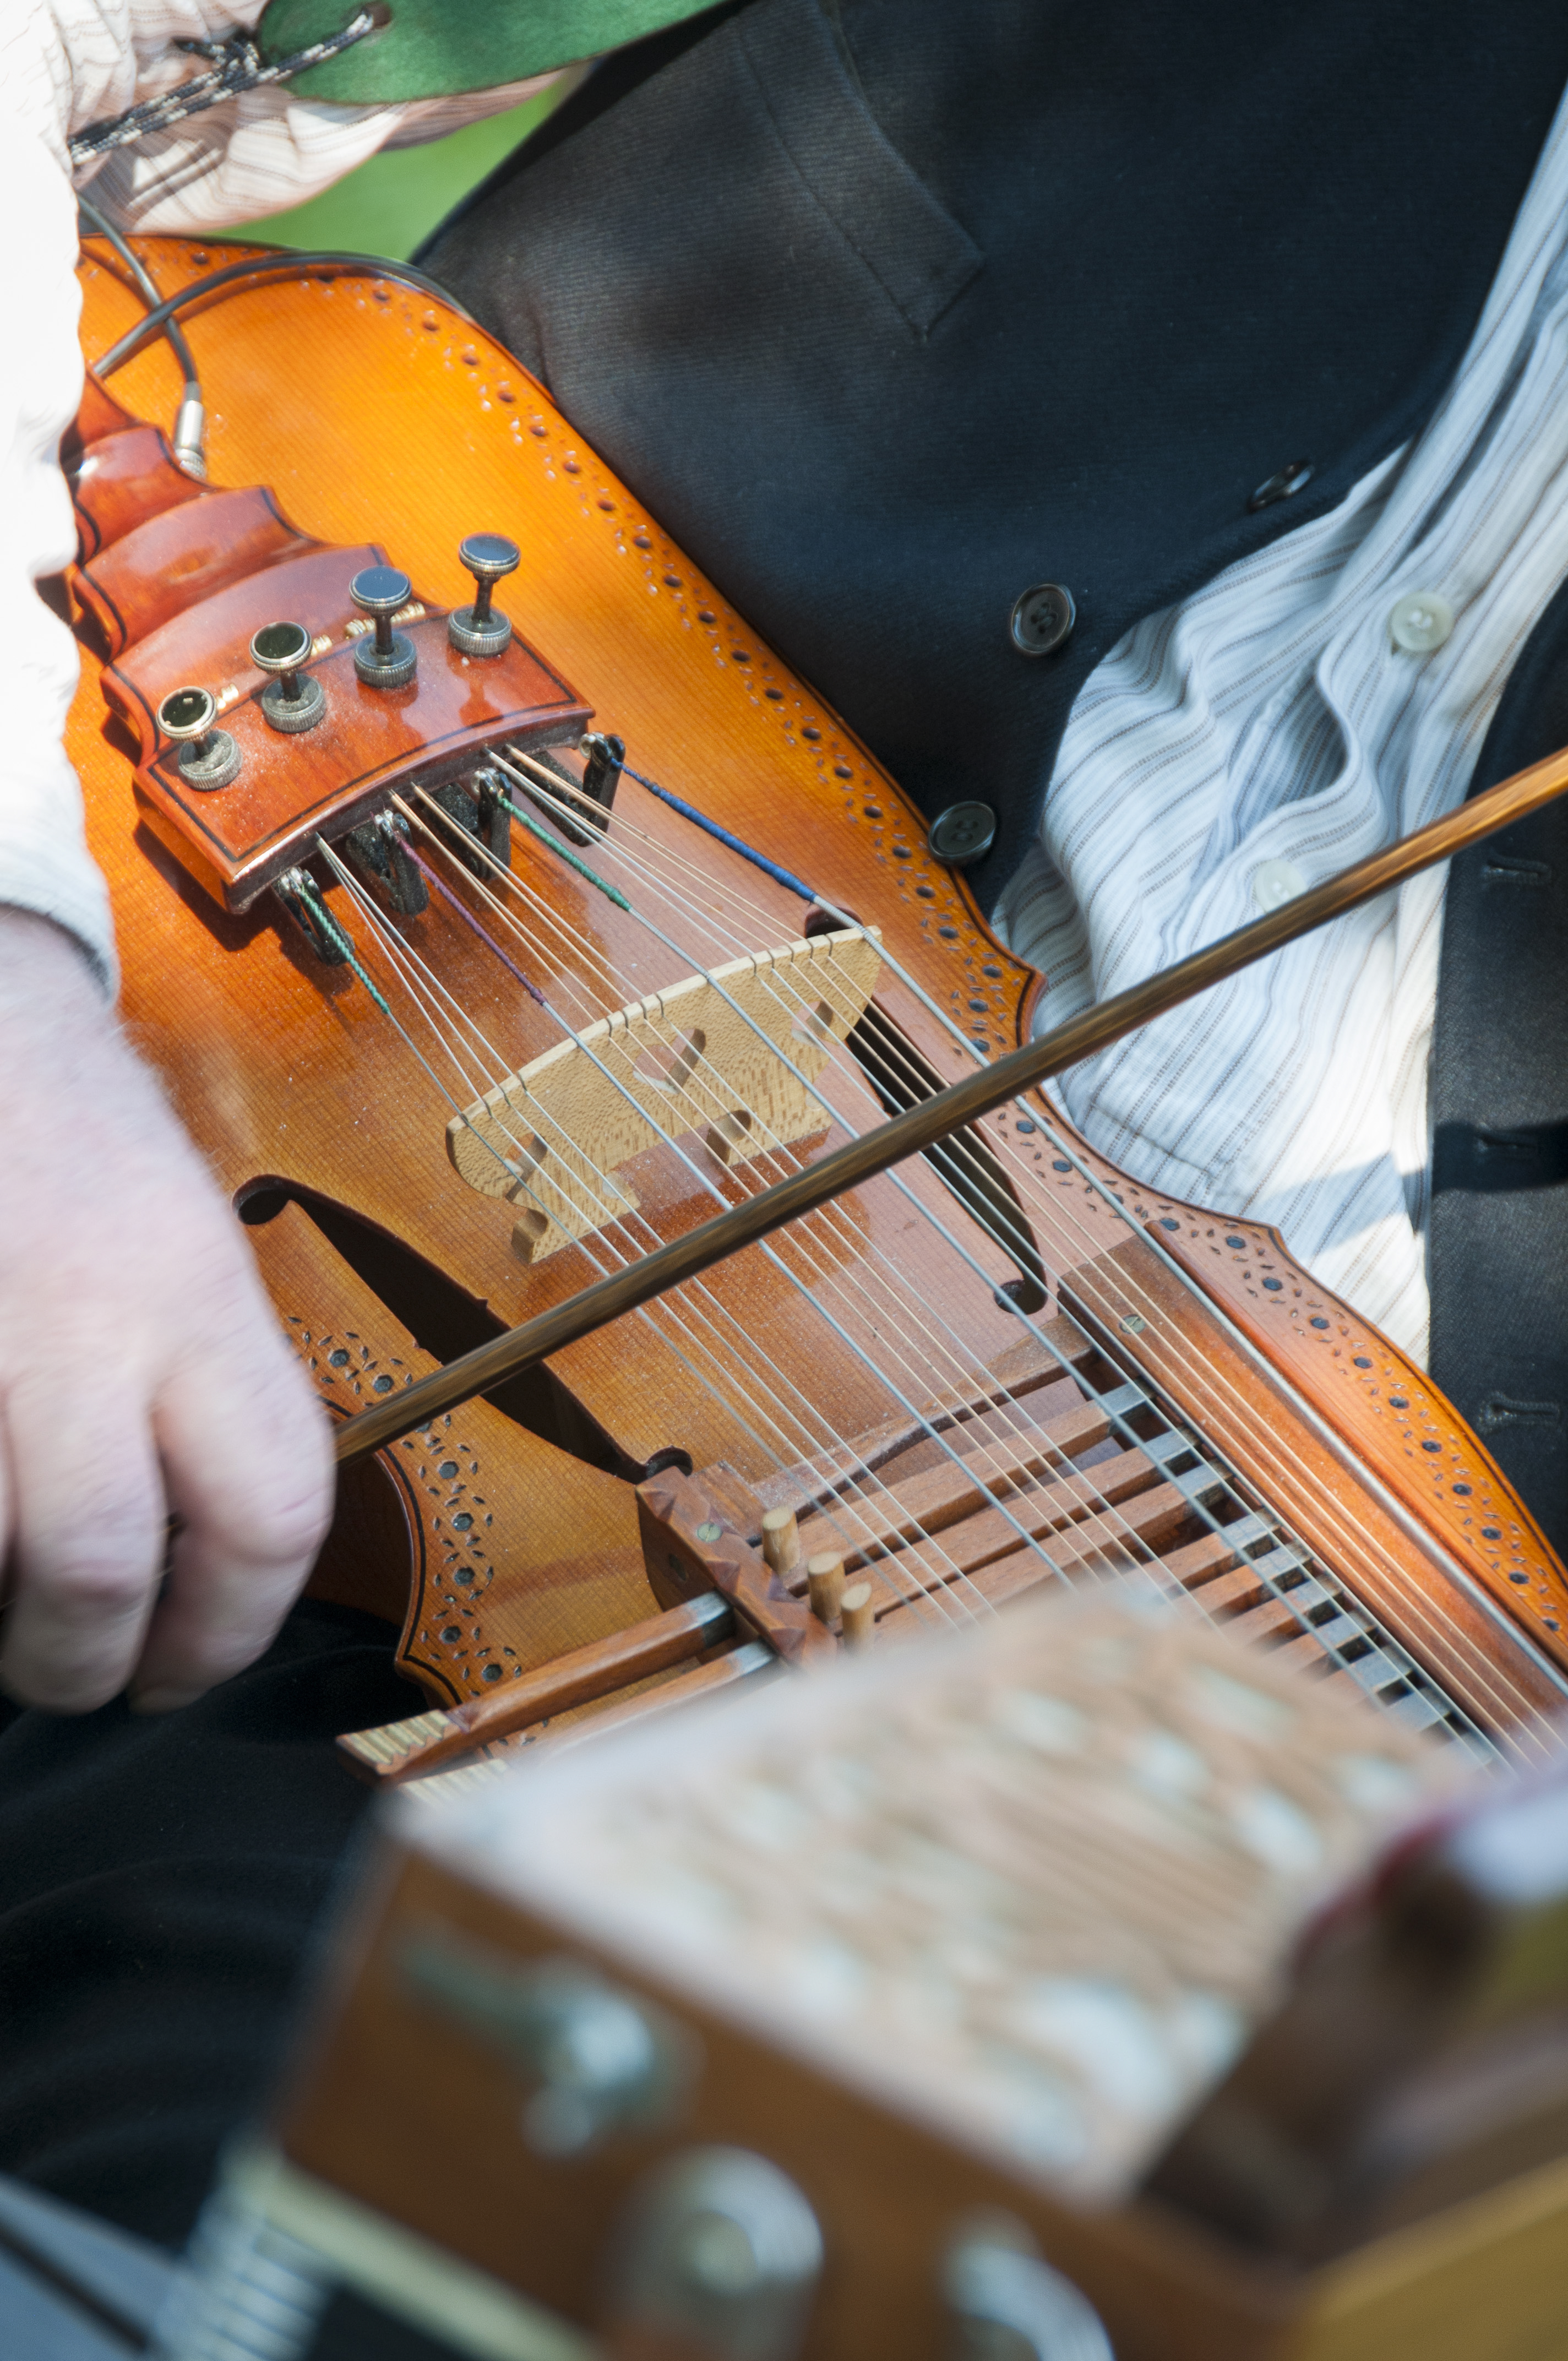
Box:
[172,390,207,478]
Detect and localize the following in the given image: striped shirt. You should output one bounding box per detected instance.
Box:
[998,77,1568,1368]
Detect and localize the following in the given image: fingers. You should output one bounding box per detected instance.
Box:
[0,925,336,1713]
[132,1291,335,1707]
[0,1281,334,1717]
[0,1382,167,1713]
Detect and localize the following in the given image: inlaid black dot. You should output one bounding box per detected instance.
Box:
[697,608,715,624]
[764,687,783,701]
[453,1566,475,1585]
[1309,1316,1329,1329]
[1453,1482,1472,1495]
[1053,1158,1072,1172]
[1262,1278,1283,1291]
[1510,1570,1530,1584]
[440,1626,461,1643]
[1224,1235,1245,1250]
[453,1512,474,1530]
[1421,1440,1442,1454]
[834,764,852,779]
[1482,1527,1501,1540]
[1547,1618,1561,1631]
[1160,1217,1180,1231]
[938,924,958,939]
[1390,1396,1408,1410]
[1016,1118,1036,1133]
[803,725,820,741]
[1354,1356,1372,1368]
[439,1460,459,1478]
[372,1374,393,1392]
[482,1663,503,1682]
[329,1349,350,1367]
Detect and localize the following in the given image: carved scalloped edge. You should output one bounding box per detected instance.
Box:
[1010,1129,1568,1673]
[286,1313,523,1705]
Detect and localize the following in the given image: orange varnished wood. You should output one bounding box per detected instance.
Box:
[75,485,310,654]
[102,543,379,742]
[67,421,205,559]
[68,390,595,910]
[251,1200,651,1700]
[68,242,1568,1741]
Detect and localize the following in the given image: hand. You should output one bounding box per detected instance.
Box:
[0,910,334,1713]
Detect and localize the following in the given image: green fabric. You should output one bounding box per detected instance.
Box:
[244,89,561,260]
[256,0,721,102]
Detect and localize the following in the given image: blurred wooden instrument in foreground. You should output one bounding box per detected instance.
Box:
[153,1592,1568,2361]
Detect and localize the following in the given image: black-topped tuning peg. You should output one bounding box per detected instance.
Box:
[157,684,241,790]
[350,565,418,688]
[449,532,519,656]
[249,619,326,732]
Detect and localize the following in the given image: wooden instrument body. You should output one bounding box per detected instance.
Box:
[262,1817,1568,2361]
[66,241,1568,1744]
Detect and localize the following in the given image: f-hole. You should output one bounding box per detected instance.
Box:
[236,1184,627,1473]
[843,1003,1051,1315]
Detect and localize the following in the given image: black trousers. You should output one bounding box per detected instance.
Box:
[0,1606,407,2246]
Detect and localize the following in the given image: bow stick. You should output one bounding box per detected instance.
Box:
[335,743,1568,1468]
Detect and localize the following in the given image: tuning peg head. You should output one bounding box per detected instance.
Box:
[350,564,413,618]
[349,565,417,688]
[157,684,241,790]
[450,531,519,656]
[249,619,326,732]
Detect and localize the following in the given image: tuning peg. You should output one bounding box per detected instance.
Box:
[249,619,326,732]
[157,684,241,790]
[449,532,519,656]
[350,565,418,688]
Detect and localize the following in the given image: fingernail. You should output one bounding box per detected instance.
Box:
[127,1685,204,1716]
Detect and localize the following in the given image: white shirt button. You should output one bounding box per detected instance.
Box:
[1252,857,1306,912]
[1389,589,1454,654]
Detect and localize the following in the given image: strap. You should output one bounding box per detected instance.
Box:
[254,0,727,103]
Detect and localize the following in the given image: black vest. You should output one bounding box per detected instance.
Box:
[426,0,1568,1548]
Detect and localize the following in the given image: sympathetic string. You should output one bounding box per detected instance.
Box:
[302,754,1541,1750]
[486,755,1548,1751]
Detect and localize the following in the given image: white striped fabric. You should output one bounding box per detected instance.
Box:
[998,77,1568,1369]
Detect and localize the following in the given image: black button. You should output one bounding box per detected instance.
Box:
[1010,583,1076,655]
[927,802,998,866]
[1248,461,1313,513]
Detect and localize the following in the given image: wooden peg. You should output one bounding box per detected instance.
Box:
[806,1551,846,1625]
[840,1580,874,1651]
[760,1506,801,1577]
